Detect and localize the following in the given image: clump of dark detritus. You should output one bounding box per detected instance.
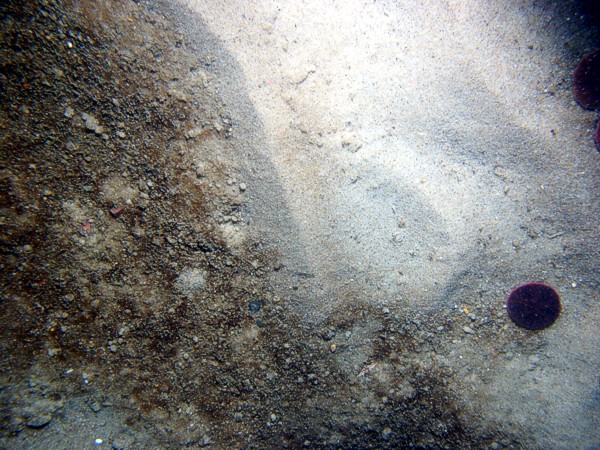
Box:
[506,283,561,330]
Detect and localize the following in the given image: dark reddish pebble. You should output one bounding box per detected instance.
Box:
[506,283,561,330]
[573,50,600,110]
[595,120,600,152]
[110,205,125,218]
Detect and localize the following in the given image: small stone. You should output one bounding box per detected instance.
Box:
[186,127,205,139]
[110,205,125,217]
[112,436,135,450]
[47,347,61,357]
[382,427,392,440]
[82,112,99,131]
[341,132,362,153]
[392,232,403,244]
[270,413,277,422]
[88,401,101,413]
[239,182,247,192]
[26,412,52,429]
[248,300,262,313]
[64,106,75,118]
[319,328,335,341]
[463,326,475,334]
[330,343,337,353]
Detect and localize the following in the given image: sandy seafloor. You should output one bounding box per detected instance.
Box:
[193,1,600,446]
[0,0,599,448]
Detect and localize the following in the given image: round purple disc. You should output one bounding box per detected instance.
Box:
[506,283,561,330]
[573,50,600,110]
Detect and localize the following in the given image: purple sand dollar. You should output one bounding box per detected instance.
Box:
[573,50,600,110]
[506,283,561,330]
